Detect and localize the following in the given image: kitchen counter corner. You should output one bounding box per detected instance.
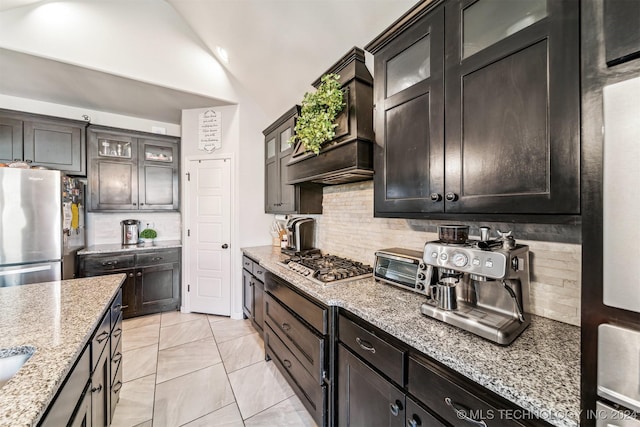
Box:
[0,274,125,426]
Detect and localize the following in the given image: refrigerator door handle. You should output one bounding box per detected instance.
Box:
[0,265,52,277]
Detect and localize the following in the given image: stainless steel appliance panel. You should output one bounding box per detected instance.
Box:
[596,402,640,427]
[0,168,62,265]
[602,76,640,313]
[0,261,62,287]
[597,323,640,412]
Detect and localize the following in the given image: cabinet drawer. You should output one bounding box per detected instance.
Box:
[265,323,325,426]
[91,311,111,373]
[110,288,122,329]
[136,250,179,266]
[111,311,123,358]
[111,333,123,385]
[110,358,123,421]
[252,263,266,282]
[265,294,324,383]
[338,314,405,386]
[242,255,254,272]
[83,254,135,272]
[265,272,327,334]
[408,356,527,427]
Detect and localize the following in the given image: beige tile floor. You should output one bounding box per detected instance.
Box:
[111,311,317,427]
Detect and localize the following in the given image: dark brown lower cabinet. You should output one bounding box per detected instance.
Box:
[79,248,181,319]
[242,255,265,333]
[337,344,406,427]
[69,384,92,427]
[91,340,110,427]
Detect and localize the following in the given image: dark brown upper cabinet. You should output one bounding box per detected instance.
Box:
[366,0,580,218]
[604,0,640,67]
[0,109,87,176]
[263,106,323,214]
[368,5,445,215]
[88,125,179,212]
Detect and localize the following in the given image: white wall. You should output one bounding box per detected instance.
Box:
[0,0,237,103]
[181,104,271,319]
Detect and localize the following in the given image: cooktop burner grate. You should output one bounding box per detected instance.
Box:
[283,253,373,285]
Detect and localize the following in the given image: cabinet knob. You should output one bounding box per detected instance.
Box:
[406,417,419,427]
[140,203,145,206]
[136,272,142,277]
[25,159,32,164]
[389,400,403,417]
[91,384,103,393]
[133,203,137,206]
[445,192,459,202]
[429,193,442,202]
[222,244,229,249]
[128,273,134,278]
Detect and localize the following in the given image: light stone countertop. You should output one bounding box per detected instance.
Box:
[0,274,125,426]
[78,239,182,255]
[243,245,581,427]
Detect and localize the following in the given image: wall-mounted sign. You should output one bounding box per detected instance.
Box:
[198,110,222,152]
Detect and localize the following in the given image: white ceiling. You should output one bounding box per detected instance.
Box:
[0,0,416,125]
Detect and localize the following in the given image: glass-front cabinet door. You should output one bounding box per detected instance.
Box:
[97,135,134,159]
[462,0,547,58]
[138,139,179,210]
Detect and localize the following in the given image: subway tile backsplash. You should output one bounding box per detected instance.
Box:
[86,212,182,246]
[316,181,581,326]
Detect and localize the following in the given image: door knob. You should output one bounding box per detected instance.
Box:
[221,244,229,249]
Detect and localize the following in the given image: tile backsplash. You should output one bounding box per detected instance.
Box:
[86,212,182,246]
[316,181,581,326]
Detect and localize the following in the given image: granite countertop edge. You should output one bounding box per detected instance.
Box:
[242,245,581,427]
[0,274,125,426]
[78,239,182,255]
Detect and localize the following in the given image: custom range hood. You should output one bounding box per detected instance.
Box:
[287,47,374,185]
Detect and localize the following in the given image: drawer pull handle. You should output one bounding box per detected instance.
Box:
[389,400,403,417]
[113,380,123,393]
[151,257,163,261]
[113,328,122,338]
[281,322,292,332]
[444,397,487,427]
[95,331,109,343]
[406,416,420,427]
[283,359,292,369]
[102,261,118,267]
[256,270,263,275]
[113,304,122,310]
[112,352,122,363]
[356,337,376,353]
[91,384,103,393]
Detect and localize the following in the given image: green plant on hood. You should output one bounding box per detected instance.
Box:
[289,73,344,155]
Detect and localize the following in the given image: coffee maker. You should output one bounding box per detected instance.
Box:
[282,217,316,255]
[421,226,531,345]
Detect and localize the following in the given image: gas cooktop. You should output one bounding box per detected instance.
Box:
[282,253,373,285]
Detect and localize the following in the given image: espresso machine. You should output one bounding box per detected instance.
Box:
[421,225,531,345]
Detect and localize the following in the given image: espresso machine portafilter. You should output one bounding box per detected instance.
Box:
[421,227,531,345]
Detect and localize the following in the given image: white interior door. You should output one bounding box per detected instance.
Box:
[186,158,231,315]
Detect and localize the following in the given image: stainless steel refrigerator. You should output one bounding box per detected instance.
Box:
[0,167,84,287]
[596,75,640,425]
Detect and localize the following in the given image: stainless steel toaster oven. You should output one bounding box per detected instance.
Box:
[374,248,433,295]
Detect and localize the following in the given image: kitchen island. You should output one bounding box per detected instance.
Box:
[243,245,580,427]
[0,274,125,426]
